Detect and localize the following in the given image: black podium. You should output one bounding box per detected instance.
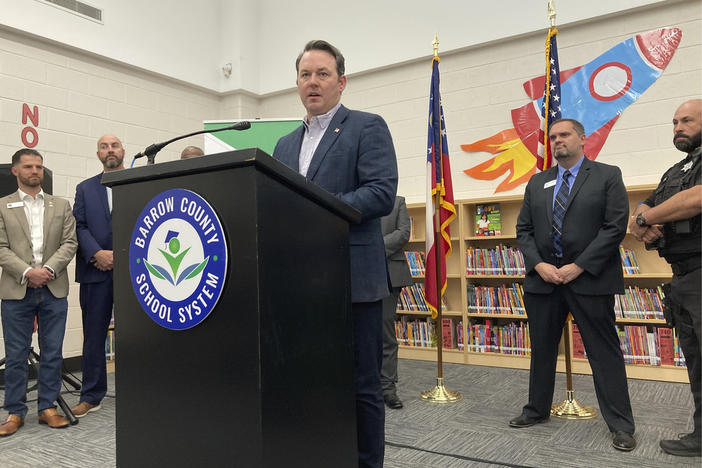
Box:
[103,149,360,467]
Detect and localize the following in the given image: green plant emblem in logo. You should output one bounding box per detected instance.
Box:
[142,231,209,285]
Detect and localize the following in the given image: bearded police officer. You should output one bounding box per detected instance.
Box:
[629,99,702,457]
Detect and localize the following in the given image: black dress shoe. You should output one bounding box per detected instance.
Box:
[612,431,636,451]
[660,432,701,457]
[508,413,548,428]
[384,394,403,409]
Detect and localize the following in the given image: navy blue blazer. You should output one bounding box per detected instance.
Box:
[73,173,113,284]
[273,105,398,303]
[516,157,628,295]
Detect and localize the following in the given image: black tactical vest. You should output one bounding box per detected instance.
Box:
[652,146,701,262]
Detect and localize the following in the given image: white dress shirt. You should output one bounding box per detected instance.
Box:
[298,101,342,177]
[18,188,54,282]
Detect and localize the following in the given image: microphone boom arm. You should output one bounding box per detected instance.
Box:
[133,121,251,165]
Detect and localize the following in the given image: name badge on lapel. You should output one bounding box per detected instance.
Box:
[543,180,557,189]
[7,202,23,209]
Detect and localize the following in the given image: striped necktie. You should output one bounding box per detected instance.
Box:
[552,170,571,258]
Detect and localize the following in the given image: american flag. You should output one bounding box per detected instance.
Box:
[538,27,562,171]
[425,56,456,319]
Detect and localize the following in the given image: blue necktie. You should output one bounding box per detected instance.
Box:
[552,170,571,258]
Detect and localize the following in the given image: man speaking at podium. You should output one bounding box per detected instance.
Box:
[273,40,398,468]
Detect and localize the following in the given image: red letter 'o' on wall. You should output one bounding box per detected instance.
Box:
[21,127,38,148]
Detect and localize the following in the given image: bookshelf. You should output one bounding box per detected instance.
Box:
[105,314,115,373]
[398,185,688,383]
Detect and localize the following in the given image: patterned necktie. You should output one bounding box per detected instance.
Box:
[552,170,571,258]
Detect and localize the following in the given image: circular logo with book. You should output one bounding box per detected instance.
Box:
[128,189,228,330]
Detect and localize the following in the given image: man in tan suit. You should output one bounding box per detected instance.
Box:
[0,148,77,436]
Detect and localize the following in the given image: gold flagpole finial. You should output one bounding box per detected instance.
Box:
[433,34,439,58]
[548,0,557,27]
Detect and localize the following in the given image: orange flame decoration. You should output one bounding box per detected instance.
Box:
[461,129,536,193]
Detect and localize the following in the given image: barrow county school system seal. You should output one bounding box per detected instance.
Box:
[129,188,228,330]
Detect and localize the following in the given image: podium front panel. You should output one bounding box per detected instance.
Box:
[112,161,356,467]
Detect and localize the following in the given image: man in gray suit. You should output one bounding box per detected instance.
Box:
[381,196,413,409]
[273,40,397,468]
[0,148,77,436]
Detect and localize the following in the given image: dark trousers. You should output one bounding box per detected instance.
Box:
[670,267,701,435]
[380,289,401,396]
[353,300,385,468]
[1,287,67,418]
[78,279,114,405]
[524,287,635,433]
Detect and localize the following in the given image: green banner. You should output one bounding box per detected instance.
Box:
[204,119,302,156]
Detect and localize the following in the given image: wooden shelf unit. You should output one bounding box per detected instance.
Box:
[397,185,689,383]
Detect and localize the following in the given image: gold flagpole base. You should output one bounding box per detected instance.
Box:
[551,390,597,419]
[420,377,462,403]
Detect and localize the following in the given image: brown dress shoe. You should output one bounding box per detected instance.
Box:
[71,401,101,418]
[38,408,69,428]
[0,414,24,436]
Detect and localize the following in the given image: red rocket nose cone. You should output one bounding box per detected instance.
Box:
[636,28,682,71]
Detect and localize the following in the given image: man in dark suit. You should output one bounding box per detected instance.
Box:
[272,40,397,468]
[511,118,636,451]
[380,196,413,410]
[70,134,124,418]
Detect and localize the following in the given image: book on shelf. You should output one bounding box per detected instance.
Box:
[614,285,665,320]
[105,329,115,361]
[619,245,640,274]
[409,216,415,241]
[404,251,426,277]
[466,283,526,315]
[658,327,675,366]
[466,317,686,369]
[442,317,455,349]
[475,203,501,236]
[395,317,459,350]
[467,319,530,356]
[466,244,525,275]
[616,324,685,367]
[397,283,446,312]
[395,317,433,348]
[571,323,586,359]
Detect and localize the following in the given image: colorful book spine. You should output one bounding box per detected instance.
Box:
[394,317,461,349]
[615,325,686,367]
[466,245,526,276]
[619,245,641,274]
[404,251,427,277]
[571,323,586,359]
[466,283,526,315]
[104,329,115,361]
[614,286,665,320]
[467,320,530,356]
[398,283,445,312]
[442,318,455,349]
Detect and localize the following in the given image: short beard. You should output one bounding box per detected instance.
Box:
[103,156,123,169]
[19,175,42,187]
[553,149,571,161]
[674,132,701,153]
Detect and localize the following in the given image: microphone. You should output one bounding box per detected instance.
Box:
[133,121,251,164]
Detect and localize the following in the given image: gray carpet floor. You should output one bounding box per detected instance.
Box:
[0,359,699,467]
